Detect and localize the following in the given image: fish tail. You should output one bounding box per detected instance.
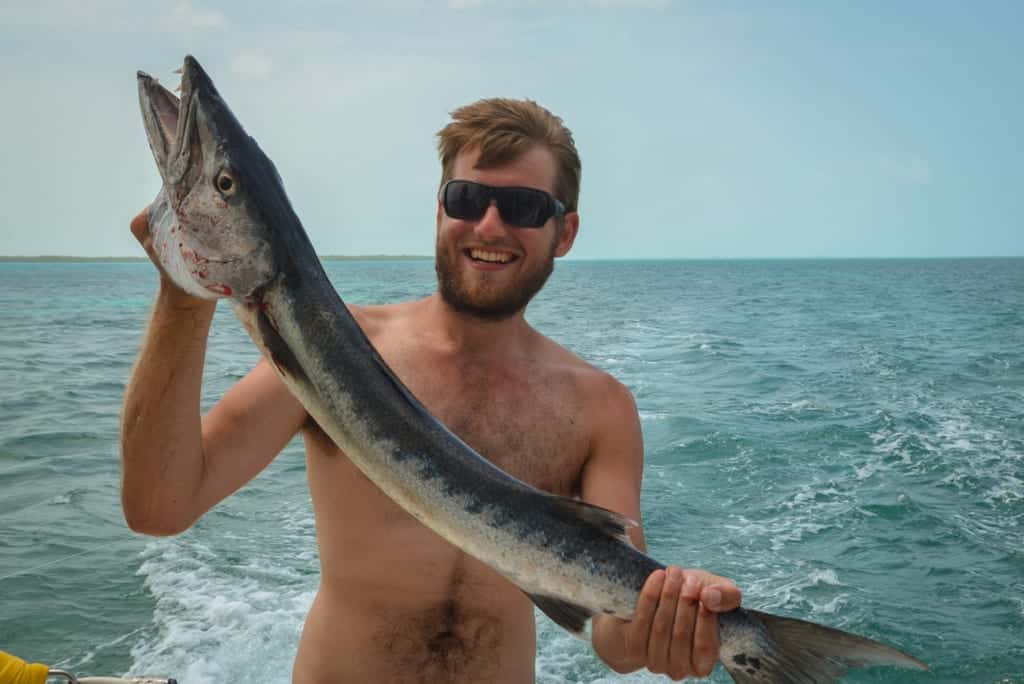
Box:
[718,608,928,683]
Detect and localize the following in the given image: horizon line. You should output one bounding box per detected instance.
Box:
[1,254,1021,263]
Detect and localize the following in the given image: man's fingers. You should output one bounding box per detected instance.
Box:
[700,580,742,613]
[690,602,720,677]
[130,209,150,244]
[647,566,683,674]
[666,571,699,680]
[632,569,663,624]
[625,569,664,659]
[626,567,741,680]
[677,568,741,612]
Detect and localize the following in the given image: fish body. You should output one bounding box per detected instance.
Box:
[137,55,928,683]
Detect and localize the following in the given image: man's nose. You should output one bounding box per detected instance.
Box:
[474,202,509,239]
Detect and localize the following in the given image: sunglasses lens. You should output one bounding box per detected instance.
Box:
[444,181,489,220]
[496,188,547,228]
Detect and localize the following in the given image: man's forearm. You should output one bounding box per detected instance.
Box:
[120,285,216,535]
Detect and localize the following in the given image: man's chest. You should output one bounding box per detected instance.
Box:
[379,345,590,496]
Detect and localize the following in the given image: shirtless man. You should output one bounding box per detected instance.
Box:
[121,98,741,683]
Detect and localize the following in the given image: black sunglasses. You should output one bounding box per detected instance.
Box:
[439,179,567,228]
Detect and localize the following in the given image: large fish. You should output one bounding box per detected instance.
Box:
[136,55,928,683]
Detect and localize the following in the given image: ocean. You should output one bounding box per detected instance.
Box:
[1,258,1021,683]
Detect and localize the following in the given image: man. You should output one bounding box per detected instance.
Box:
[121,98,741,683]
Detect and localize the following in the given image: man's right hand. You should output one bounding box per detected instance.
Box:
[130,208,158,264]
[130,207,212,310]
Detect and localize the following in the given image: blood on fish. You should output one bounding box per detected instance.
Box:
[206,284,232,296]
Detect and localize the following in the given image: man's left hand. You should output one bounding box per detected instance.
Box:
[598,565,742,680]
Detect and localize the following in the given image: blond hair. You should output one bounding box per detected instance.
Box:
[437,98,581,212]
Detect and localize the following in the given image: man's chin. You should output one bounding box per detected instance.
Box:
[439,288,525,321]
[435,247,554,321]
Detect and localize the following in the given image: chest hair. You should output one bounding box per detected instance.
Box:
[386,348,589,497]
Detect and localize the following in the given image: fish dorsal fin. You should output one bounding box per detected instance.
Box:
[526,592,594,638]
[549,496,637,546]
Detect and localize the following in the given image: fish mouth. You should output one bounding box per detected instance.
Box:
[137,55,204,182]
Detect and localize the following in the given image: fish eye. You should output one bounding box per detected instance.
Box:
[216,169,237,197]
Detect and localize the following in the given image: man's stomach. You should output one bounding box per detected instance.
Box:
[293,551,538,684]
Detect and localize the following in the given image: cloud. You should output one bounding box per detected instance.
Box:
[230,51,273,79]
[162,0,225,30]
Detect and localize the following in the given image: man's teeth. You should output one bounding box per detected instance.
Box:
[469,249,512,264]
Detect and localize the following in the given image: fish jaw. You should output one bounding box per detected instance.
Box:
[136,71,181,177]
[137,55,278,301]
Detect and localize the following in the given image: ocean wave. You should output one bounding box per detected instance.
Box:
[131,536,316,684]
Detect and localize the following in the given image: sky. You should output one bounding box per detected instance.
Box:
[0,0,1021,259]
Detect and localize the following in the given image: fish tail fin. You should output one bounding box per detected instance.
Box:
[719,608,928,683]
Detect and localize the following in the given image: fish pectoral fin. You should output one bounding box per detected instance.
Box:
[526,592,594,638]
[549,497,637,546]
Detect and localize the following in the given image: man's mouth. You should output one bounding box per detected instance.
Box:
[466,248,517,265]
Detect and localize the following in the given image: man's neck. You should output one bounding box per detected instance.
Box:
[422,293,535,358]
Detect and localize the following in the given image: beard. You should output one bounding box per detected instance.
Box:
[435,238,557,321]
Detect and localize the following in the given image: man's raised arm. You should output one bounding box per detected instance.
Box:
[120,209,306,536]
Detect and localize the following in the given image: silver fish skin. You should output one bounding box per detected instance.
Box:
[136,55,929,683]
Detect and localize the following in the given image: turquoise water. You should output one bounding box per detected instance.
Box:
[1,259,1021,683]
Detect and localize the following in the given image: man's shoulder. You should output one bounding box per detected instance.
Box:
[348,299,424,337]
[534,335,636,408]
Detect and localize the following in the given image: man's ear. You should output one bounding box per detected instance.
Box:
[554,212,580,258]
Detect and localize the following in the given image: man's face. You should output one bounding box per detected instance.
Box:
[435,146,578,320]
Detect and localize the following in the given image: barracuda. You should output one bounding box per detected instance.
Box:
[136,55,928,683]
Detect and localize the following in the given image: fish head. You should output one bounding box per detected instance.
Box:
[138,55,279,301]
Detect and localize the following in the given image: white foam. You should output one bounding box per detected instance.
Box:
[129,524,316,684]
[743,564,849,619]
[854,455,885,480]
[811,594,848,615]
[985,474,1024,505]
[535,615,669,683]
[807,568,842,586]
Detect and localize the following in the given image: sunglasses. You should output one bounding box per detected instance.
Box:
[439,180,567,228]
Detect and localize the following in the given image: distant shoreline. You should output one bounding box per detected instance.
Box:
[0,255,434,263]
[1,255,1019,263]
